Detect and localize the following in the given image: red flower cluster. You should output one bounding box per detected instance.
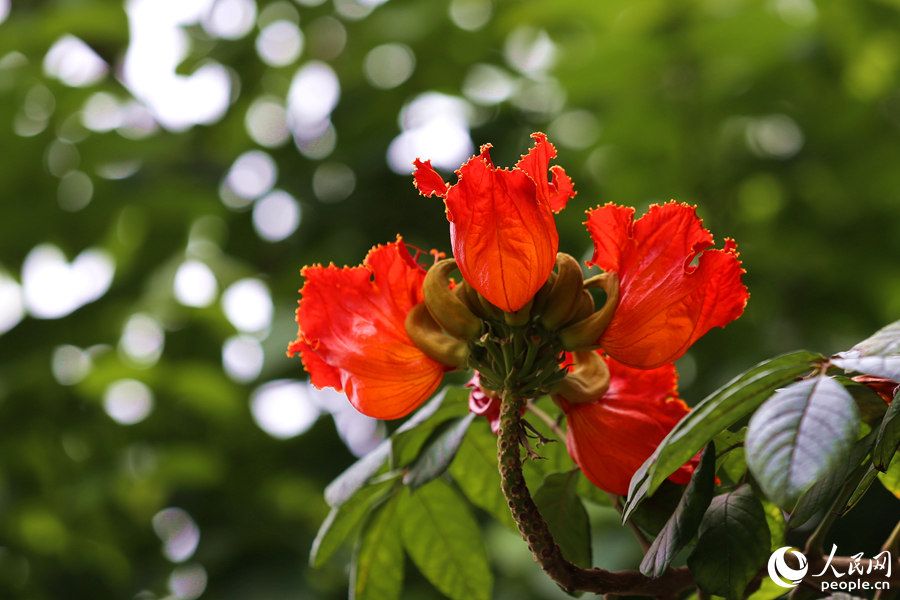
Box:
[289,133,748,495]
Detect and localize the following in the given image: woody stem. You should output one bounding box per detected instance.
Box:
[496,391,694,597]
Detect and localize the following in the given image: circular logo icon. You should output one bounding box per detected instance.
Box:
[767,546,809,589]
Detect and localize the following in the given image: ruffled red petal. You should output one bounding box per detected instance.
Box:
[585,202,748,369]
[287,239,447,420]
[412,159,448,198]
[561,356,693,496]
[414,133,575,313]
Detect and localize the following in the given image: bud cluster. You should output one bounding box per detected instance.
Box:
[405,254,620,401]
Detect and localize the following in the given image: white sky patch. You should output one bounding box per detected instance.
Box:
[224,150,277,201]
[21,244,114,319]
[120,313,165,366]
[221,334,264,382]
[287,61,340,142]
[256,20,304,67]
[253,189,301,241]
[250,379,320,439]
[103,379,154,425]
[173,260,218,308]
[221,278,272,333]
[202,0,257,40]
[306,385,384,457]
[44,35,108,87]
[0,272,25,335]
[153,507,201,563]
[387,92,473,174]
[123,0,231,131]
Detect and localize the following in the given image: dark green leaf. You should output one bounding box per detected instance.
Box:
[874,390,900,471]
[714,428,747,485]
[575,471,613,507]
[746,375,859,509]
[640,443,716,577]
[324,441,392,508]
[789,432,874,530]
[351,493,404,600]
[392,387,469,467]
[627,481,685,537]
[399,479,493,600]
[878,454,900,498]
[832,319,900,380]
[842,464,879,514]
[311,478,396,568]
[533,470,592,567]
[688,485,771,600]
[403,413,475,489]
[625,351,821,519]
[449,420,517,529]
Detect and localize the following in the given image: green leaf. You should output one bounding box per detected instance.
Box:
[714,428,747,485]
[625,351,821,519]
[789,432,874,530]
[688,485,771,600]
[640,443,716,577]
[403,413,475,489]
[746,375,860,509]
[449,420,517,529]
[310,478,396,568]
[575,471,613,507]
[762,500,785,551]
[873,390,900,471]
[351,493,404,600]
[533,470,592,567]
[878,454,900,498]
[324,441,392,508]
[842,464,879,514]
[399,479,493,600]
[392,387,469,467]
[832,319,900,380]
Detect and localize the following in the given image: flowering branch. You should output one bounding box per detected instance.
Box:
[497,392,695,596]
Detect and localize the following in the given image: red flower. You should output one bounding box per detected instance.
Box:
[584,202,748,369]
[559,355,694,496]
[413,132,576,313]
[852,375,898,404]
[287,239,448,420]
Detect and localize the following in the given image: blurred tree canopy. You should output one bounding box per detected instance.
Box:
[0,0,898,598]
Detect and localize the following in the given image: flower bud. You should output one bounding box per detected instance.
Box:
[538,253,584,331]
[423,259,483,340]
[550,350,610,404]
[405,303,469,368]
[559,273,620,351]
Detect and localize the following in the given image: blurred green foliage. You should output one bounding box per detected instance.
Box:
[0,0,898,598]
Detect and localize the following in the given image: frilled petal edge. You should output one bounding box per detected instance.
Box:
[287,238,447,420]
[584,201,749,369]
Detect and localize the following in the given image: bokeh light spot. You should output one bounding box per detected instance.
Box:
[252,189,301,241]
[256,20,304,67]
[152,508,200,563]
[364,44,415,89]
[222,334,264,382]
[173,260,218,308]
[222,278,273,333]
[250,380,320,439]
[103,379,154,425]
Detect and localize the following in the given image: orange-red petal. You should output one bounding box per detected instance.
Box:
[515,132,577,213]
[585,202,748,369]
[287,239,447,420]
[412,159,448,198]
[414,133,574,312]
[560,356,693,496]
